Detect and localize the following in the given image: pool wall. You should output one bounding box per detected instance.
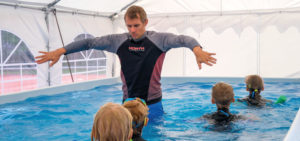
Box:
[285,109,300,141]
[0,77,121,105]
[1,76,299,105]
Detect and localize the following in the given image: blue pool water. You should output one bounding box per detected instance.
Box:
[0,80,299,140]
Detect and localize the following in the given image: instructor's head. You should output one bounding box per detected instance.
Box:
[124,5,148,40]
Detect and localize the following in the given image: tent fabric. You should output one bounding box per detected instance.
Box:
[1,0,300,95]
[113,11,300,78]
[0,5,115,95]
[47,12,114,85]
[1,1,300,139]
[12,0,300,14]
[0,6,49,93]
[114,11,300,34]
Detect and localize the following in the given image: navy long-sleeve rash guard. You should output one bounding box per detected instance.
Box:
[64,31,200,105]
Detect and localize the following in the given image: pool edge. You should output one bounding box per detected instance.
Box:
[284,108,300,141]
[0,77,122,105]
[1,76,299,105]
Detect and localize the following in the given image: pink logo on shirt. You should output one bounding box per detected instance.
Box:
[128,47,145,52]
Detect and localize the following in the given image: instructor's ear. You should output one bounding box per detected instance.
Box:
[144,19,148,26]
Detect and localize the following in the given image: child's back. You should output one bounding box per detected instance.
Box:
[202,82,245,124]
[203,107,244,124]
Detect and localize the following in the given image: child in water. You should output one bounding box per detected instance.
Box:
[123,98,149,141]
[91,102,133,141]
[202,82,246,124]
[238,75,272,106]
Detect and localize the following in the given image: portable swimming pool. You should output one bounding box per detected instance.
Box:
[0,77,299,140]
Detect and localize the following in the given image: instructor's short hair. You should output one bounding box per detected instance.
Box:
[125,5,147,23]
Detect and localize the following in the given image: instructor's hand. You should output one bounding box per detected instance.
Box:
[193,46,216,69]
[35,48,66,67]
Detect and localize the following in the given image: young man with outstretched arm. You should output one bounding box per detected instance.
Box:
[36,5,217,119]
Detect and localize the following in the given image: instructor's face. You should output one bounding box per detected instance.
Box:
[125,15,148,40]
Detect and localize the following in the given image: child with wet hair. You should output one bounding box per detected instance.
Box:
[123,98,149,141]
[238,75,271,106]
[91,102,133,141]
[202,82,245,124]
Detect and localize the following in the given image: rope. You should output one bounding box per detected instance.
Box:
[53,9,74,83]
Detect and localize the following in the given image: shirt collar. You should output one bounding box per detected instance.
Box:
[130,32,146,42]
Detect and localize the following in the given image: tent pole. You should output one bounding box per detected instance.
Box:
[47,0,61,8]
[220,0,223,16]
[44,8,51,86]
[109,0,139,19]
[0,1,109,18]
[43,0,62,86]
[257,31,261,75]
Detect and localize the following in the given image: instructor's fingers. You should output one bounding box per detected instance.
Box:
[198,63,202,70]
[208,58,217,64]
[49,59,58,67]
[209,56,217,61]
[38,51,48,54]
[205,61,213,66]
[36,58,49,64]
[35,55,46,59]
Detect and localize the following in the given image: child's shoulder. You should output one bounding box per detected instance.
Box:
[202,112,215,120]
[197,113,214,124]
[237,97,272,106]
[202,111,240,124]
[232,114,248,121]
[255,98,273,106]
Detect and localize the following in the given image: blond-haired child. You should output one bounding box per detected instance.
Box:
[91,102,133,141]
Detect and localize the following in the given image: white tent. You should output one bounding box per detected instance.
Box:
[1,0,300,94]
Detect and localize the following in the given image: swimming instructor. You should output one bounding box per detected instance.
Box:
[35,5,217,118]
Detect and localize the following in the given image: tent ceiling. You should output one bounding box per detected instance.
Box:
[3,0,134,13]
[136,0,300,14]
[4,0,300,15]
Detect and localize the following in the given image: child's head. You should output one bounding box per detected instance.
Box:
[245,75,264,99]
[211,82,235,108]
[245,75,264,91]
[123,98,149,136]
[91,102,133,141]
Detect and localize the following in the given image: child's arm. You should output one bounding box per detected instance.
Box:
[236,114,260,121]
[237,97,248,102]
[233,97,248,105]
[197,113,215,123]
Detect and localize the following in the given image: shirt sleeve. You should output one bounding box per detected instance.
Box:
[159,32,201,52]
[63,33,128,54]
